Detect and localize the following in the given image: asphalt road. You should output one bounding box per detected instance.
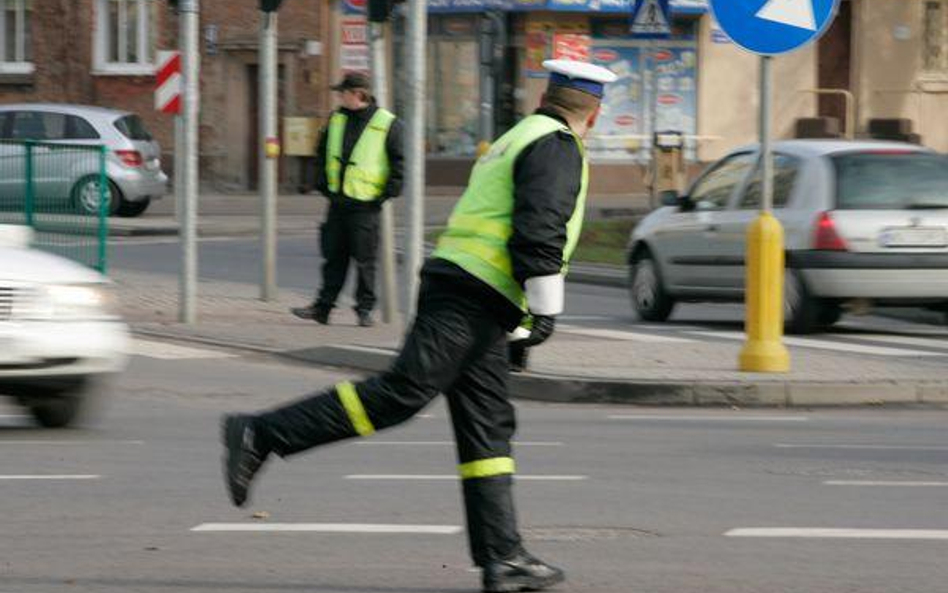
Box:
[2,344,947,593]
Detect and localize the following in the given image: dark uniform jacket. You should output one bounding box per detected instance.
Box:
[425,108,585,331]
[314,103,405,212]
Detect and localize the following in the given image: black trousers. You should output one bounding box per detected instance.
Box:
[257,273,522,566]
[316,206,380,314]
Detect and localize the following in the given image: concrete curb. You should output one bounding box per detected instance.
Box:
[130,330,948,408]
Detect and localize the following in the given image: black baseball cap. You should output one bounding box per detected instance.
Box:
[331,72,372,92]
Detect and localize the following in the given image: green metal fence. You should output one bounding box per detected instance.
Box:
[0,140,109,273]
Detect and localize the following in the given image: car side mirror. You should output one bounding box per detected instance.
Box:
[677,194,696,212]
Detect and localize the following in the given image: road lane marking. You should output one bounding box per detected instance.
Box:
[191,523,462,534]
[0,440,144,445]
[725,528,948,540]
[356,441,563,447]
[610,415,808,422]
[346,475,587,481]
[841,333,948,351]
[775,443,948,451]
[558,325,693,343]
[687,331,941,357]
[824,481,948,487]
[0,475,100,480]
[131,339,237,360]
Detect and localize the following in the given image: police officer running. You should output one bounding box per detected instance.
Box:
[223,59,615,593]
[292,71,404,327]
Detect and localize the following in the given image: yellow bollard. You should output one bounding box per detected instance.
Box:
[739,211,790,372]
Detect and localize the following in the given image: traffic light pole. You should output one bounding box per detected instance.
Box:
[404,0,427,318]
[369,21,399,324]
[178,0,199,324]
[259,10,278,301]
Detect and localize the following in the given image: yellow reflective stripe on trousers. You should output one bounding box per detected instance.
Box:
[458,457,516,479]
[336,381,375,436]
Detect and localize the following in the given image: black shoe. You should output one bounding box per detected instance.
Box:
[356,311,374,327]
[221,414,269,508]
[482,550,565,593]
[291,305,330,325]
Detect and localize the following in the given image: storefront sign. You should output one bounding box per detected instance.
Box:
[340,16,369,73]
[427,0,707,13]
[341,0,366,15]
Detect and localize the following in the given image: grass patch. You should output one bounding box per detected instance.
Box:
[426,217,638,266]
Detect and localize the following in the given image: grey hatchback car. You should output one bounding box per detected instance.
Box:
[0,104,167,217]
[628,140,948,334]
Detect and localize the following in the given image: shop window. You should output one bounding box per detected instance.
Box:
[95,0,157,75]
[0,0,32,74]
[923,0,947,73]
[427,37,479,157]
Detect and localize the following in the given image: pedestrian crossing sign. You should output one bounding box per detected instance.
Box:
[631,0,672,39]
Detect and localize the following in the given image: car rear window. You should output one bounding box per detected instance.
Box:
[833,152,948,210]
[113,115,153,141]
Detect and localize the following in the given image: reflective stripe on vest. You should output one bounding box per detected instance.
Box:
[431,114,589,310]
[325,108,395,201]
[458,456,516,480]
[336,381,375,436]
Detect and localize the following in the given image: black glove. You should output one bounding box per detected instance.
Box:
[520,315,555,348]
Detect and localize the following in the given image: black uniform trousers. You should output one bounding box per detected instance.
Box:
[257,272,522,566]
[316,205,380,314]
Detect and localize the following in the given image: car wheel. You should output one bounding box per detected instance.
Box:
[28,394,84,428]
[784,269,823,335]
[72,176,120,216]
[629,249,675,322]
[116,197,150,218]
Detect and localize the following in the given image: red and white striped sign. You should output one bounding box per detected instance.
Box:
[155,50,182,115]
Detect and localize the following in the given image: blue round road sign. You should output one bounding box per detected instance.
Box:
[710,0,840,56]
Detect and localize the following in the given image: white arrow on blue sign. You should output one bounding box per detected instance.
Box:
[709,0,840,55]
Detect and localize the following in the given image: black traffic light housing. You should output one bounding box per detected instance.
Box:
[369,0,405,22]
[260,0,286,12]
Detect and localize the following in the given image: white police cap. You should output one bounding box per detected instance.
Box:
[542,59,618,98]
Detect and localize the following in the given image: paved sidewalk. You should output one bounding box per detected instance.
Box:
[117,269,948,408]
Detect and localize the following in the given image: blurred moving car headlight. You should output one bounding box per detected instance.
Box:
[45,284,117,321]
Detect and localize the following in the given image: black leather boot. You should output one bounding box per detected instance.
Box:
[221,414,270,507]
[482,550,565,593]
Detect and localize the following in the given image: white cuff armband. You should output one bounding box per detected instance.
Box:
[524,274,564,316]
[508,326,532,341]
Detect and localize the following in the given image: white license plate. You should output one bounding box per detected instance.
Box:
[879,227,948,248]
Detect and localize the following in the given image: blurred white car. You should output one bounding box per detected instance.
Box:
[0,225,128,427]
[628,140,948,333]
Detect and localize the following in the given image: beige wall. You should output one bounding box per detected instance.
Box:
[853,0,948,151]
[696,16,818,162]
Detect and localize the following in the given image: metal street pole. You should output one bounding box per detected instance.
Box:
[403,0,427,317]
[739,56,789,372]
[370,21,399,324]
[260,11,278,301]
[478,15,495,153]
[179,0,200,324]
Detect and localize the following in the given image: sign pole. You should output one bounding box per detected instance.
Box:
[179,0,200,324]
[404,0,427,318]
[739,55,789,372]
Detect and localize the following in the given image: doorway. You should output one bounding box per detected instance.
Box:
[246,63,287,190]
[817,0,852,133]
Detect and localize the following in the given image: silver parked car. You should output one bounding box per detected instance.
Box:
[628,140,948,334]
[0,104,167,217]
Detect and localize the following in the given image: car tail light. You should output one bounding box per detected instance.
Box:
[813,211,848,251]
[115,149,143,167]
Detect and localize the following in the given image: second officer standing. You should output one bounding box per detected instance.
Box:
[292,72,404,327]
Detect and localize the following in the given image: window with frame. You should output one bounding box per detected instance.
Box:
[923,0,948,73]
[95,0,156,74]
[0,0,32,74]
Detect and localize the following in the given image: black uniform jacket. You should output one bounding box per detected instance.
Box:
[314,103,405,212]
[425,108,585,331]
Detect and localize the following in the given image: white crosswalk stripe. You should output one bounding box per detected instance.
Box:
[558,325,694,343]
[686,330,944,357]
[130,339,237,360]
